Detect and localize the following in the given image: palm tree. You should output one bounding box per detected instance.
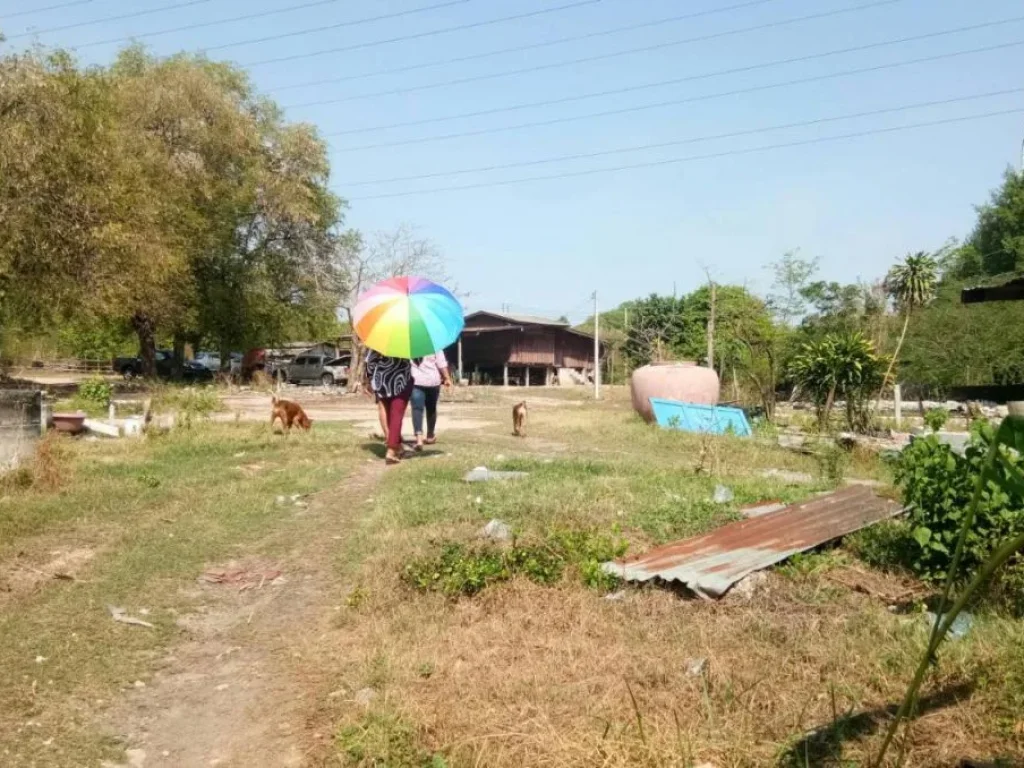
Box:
[879,251,938,396]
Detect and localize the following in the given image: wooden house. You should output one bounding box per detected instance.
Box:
[447,311,604,386]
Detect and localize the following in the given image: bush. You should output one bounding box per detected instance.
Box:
[847,519,918,572]
[403,530,628,598]
[77,377,112,407]
[924,407,950,432]
[894,430,1024,583]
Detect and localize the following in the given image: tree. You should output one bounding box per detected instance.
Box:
[0,46,348,377]
[621,295,688,368]
[947,169,1024,280]
[880,251,938,395]
[336,224,449,391]
[766,250,818,327]
[788,331,887,431]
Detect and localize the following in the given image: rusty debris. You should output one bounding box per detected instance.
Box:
[603,485,902,599]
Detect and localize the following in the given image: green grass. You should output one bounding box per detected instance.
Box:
[0,421,359,766]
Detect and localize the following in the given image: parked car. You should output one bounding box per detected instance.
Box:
[287,353,351,387]
[192,351,242,373]
[113,350,213,382]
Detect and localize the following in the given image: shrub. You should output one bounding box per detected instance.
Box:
[894,429,1024,583]
[847,519,918,571]
[77,377,112,407]
[924,407,949,433]
[403,530,628,598]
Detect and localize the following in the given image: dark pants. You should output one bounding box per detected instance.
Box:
[411,385,440,438]
[382,384,413,452]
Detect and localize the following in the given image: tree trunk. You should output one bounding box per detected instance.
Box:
[822,383,837,431]
[172,333,185,381]
[219,340,231,373]
[132,313,157,378]
[879,311,911,400]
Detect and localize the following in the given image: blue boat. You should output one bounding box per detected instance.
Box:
[649,398,752,437]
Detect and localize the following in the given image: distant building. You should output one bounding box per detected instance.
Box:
[447,311,605,386]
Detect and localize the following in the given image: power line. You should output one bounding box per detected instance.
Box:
[242,0,601,68]
[322,13,1020,125]
[203,0,470,54]
[73,0,348,50]
[268,0,784,93]
[330,38,1024,151]
[349,108,1024,201]
[5,0,217,40]
[341,88,1024,186]
[1,0,94,20]
[288,0,903,108]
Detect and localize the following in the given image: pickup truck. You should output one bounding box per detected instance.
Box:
[113,350,213,382]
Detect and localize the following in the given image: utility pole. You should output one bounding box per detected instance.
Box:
[706,275,716,372]
[593,291,600,399]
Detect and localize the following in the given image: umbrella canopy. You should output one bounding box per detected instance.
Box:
[353,276,464,359]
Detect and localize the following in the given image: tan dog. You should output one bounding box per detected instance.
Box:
[271,396,312,432]
[512,401,527,437]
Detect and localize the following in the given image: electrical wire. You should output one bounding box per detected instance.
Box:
[268,0,784,93]
[1,0,94,21]
[202,0,470,54]
[242,0,601,67]
[347,107,1024,201]
[73,0,349,50]
[341,88,1024,186]
[288,0,903,108]
[329,38,1024,151]
[5,0,217,40]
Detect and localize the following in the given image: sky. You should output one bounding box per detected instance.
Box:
[2,0,1023,323]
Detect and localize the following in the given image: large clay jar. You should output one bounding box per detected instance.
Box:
[630,361,720,423]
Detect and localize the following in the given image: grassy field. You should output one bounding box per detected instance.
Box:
[0,387,1021,767]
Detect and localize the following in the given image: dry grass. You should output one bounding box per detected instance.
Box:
[321,392,1023,767]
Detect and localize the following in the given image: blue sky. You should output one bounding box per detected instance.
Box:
[3,0,1023,322]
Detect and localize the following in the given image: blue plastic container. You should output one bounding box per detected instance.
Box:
[649,398,752,437]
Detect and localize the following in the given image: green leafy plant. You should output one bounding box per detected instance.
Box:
[874,415,1024,765]
[403,530,628,598]
[77,377,112,407]
[923,406,950,433]
[337,711,447,768]
[814,443,850,486]
[893,430,1024,583]
[788,331,886,432]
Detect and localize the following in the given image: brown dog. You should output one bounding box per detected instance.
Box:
[512,401,527,437]
[271,396,312,432]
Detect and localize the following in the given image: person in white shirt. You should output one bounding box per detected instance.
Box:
[410,351,452,450]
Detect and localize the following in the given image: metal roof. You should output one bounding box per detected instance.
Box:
[961,275,1024,304]
[465,311,570,327]
[603,485,902,599]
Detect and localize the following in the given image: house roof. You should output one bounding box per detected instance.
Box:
[465,310,570,327]
[961,275,1024,304]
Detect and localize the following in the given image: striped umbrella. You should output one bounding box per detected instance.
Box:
[353,276,464,359]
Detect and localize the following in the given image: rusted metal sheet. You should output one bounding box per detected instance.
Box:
[603,486,902,599]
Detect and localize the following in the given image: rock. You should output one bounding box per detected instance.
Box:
[604,590,628,601]
[133,680,146,689]
[712,485,734,504]
[760,468,814,484]
[684,657,709,677]
[464,467,528,483]
[728,571,769,600]
[101,748,147,768]
[354,687,377,707]
[480,519,512,542]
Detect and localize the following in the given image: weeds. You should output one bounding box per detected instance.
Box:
[337,711,447,768]
[403,529,627,597]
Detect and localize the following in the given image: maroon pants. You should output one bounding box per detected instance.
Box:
[382,385,413,452]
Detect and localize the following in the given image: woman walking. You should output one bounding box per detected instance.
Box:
[410,352,452,450]
[365,349,413,465]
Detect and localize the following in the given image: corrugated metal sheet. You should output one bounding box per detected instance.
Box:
[603,485,902,599]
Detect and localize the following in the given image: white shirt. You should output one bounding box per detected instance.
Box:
[411,352,449,388]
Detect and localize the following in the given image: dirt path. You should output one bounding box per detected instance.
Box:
[101,460,385,768]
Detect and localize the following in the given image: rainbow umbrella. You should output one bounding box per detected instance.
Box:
[353,276,464,359]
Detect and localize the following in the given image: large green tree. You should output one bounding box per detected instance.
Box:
[947,169,1024,279]
[0,46,349,376]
